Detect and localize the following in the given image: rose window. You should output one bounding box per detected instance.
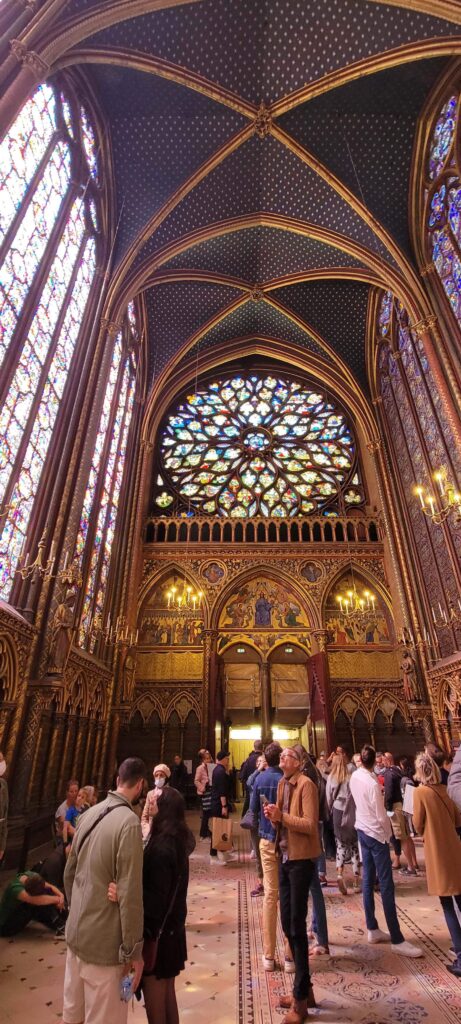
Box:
[156,374,363,518]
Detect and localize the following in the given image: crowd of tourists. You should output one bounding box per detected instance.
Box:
[0,741,460,1024]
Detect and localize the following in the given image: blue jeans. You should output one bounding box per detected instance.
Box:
[357,829,404,945]
[310,863,329,947]
[279,858,314,1000]
[317,822,326,876]
[440,895,461,968]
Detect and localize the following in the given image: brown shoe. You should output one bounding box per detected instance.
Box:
[278,995,293,1009]
[282,998,309,1024]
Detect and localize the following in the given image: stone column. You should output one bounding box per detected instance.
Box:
[71,718,86,780]
[11,690,47,813]
[203,629,219,753]
[0,707,11,751]
[43,713,66,804]
[260,662,272,746]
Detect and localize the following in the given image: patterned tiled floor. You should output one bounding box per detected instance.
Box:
[1,818,461,1023]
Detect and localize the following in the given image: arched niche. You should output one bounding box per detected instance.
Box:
[322,566,394,647]
[138,569,205,649]
[268,641,310,728]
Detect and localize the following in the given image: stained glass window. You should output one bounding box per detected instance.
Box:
[376,293,460,657]
[156,374,363,518]
[0,83,100,601]
[79,352,135,646]
[426,91,461,331]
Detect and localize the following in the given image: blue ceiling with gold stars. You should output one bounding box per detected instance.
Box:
[58,0,461,395]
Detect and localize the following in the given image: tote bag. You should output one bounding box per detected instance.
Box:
[211,816,233,851]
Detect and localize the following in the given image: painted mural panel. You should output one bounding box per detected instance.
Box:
[219,576,309,630]
[139,575,204,647]
[325,576,391,646]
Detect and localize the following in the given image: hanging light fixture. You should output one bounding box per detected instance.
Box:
[165,577,203,614]
[335,583,376,624]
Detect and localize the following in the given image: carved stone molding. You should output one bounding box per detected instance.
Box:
[99,317,123,338]
[249,286,264,302]
[253,101,272,139]
[10,40,49,78]
[366,438,382,455]
[409,315,439,338]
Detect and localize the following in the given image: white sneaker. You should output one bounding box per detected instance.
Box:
[262,956,275,971]
[284,958,295,974]
[210,855,219,864]
[367,928,391,944]
[391,940,423,958]
[250,849,256,860]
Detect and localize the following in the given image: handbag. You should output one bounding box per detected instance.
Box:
[240,807,257,831]
[211,816,233,851]
[143,875,182,974]
[340,788,356,842]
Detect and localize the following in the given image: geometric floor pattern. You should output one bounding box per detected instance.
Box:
[1,816,461,1023]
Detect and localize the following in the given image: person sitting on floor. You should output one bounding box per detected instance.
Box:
[0,871,65,937]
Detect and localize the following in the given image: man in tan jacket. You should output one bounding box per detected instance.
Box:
[63,757,146,1024]
[264,747,320,1024]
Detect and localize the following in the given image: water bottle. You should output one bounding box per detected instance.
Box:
[120,970,135,1002]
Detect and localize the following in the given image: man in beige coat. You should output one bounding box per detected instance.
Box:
[63,757,146,1024]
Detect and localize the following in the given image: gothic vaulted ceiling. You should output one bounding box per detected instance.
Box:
[57,0,461,394]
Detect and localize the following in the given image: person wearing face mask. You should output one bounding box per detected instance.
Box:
[0,752,8,866]
[141,764,171,840]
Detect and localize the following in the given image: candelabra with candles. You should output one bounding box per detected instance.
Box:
[16,531,57,582]
[335,584,376,624]
[430,600,461,630]
[166,580,203,614]
[16,534,82,587]
[414,469,461,527]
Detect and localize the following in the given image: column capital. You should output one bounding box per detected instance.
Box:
[372,396,383,406]
[10,40,49,78]
[366,437,382,456]
[99,316,122,338]
[409,315,438,338]
[311,629,329,653]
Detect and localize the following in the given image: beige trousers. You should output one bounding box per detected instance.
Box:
[260,838,280,960]
[63,947,128,1024]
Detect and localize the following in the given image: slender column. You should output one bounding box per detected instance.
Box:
[81,718,97,785]
[203,629,219,752]
[437,719,452,755]
[93,723,105,788]
[103,711,121,791]
[0,708,11,750]
[42,712,65,804]
[71,719,86,780]
[260,662,272,746]
[11,690,47,813]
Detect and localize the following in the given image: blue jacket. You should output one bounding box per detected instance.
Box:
[250,766,283,841]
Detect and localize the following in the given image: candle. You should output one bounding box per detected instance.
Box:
[24,551,29,568]
[63,551,69,570]
[431,606,436,623]
[428,495,435,513]
[439,602,444,618]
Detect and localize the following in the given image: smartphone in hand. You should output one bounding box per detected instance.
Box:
[260,793,269,807]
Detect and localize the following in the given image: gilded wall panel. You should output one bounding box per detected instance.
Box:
[136,650,203,681]
[328,649,399,681]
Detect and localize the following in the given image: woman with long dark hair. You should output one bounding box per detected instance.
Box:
[141,787,195,1021]
[109,786,195,1024]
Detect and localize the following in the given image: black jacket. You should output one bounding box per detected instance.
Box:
[239,751,259,785]
[143,829,195,939]
[384,765,404,811]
